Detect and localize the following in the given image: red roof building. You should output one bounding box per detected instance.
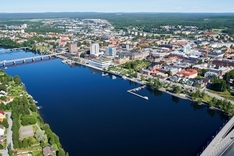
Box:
[177,69,198,78]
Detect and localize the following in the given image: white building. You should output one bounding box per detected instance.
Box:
[90,43,100,55]
[105,46,116,57]
[183,44,191,54]
[88,58,112,69]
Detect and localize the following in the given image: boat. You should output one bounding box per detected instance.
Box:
[62,60,67,64]
[4,67,7,69]
[33,100,38,104]
[144,96,149,100]
[37,106,42,109]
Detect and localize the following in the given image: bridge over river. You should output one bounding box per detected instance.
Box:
[0,47,31,52]
[0,52,66,66]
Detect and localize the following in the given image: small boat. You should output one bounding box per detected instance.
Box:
[37,106,43,109]
[33,100,38,104]
[4,67,7,69]
[122,76,127,80]
[144,96,149,100]
[62,60,67,64]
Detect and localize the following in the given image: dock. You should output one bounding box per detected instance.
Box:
[127,85,148,100]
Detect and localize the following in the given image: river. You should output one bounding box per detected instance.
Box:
[0,48,229,156]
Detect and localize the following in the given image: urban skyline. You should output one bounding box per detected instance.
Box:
[1,0,234,13]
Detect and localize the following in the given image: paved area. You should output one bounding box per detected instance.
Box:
[19,125,34,140]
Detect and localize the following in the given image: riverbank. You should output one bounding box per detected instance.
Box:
[0,70,68,156]
[2,53,228,156]
[71,60,234,116]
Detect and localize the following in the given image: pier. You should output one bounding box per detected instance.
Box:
[127,85,148,100]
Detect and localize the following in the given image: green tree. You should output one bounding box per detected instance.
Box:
[1,118,9,128]
[58,149,66,156]
[13,75,21,85]
[22,139,29,148]
[167,70,172,76]
[0,84,7,92]
[173,86,181,94]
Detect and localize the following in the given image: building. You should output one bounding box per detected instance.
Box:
[88,58,112,69]
[0,110,5,122]
[90,43,100,55]
[105,46,116,57]
[43,145,55,156]
[176,69,198,78]
[113,56,130,64]
[68,42,77,53]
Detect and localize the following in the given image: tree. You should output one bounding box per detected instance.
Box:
[167,70,172,76]
[173,86,181,94]
[7,144,13,156]
[21,115,37,125]
[211,75,228,92]
[22,139,29,148]
[34,130,47,142]
[1,118,9,128]
[199,69,208,77]
[58,149,66,156]
[0,84,7,92]
[223,72,230,84]
[13,75,21,85]
[42,123,50,131]
[80,52,86,58]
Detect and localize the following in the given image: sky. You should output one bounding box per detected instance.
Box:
[1,0,234,13]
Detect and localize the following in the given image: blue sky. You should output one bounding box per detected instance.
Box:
[1,0,234,13]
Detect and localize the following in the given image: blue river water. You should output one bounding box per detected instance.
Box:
[0,48,229,156]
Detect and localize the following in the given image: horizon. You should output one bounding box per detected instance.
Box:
[1,12,234,14]
[1,0,234,13]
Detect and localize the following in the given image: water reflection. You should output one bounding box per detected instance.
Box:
[172,95,180,104]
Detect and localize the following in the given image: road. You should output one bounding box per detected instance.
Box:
[0,112,13,156]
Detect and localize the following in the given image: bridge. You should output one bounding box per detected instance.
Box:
[0,47,32,53]
[0,52,66,66]
[200,116,234,156]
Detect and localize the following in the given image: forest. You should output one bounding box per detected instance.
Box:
[0,13,234,34]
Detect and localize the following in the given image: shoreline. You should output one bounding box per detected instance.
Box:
[73,61,231,116]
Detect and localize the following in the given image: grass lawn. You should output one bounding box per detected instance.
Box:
[208,89,234,101]
[32,150,43,156]
[202,94,213,103]
[212,29,223,34]
[36,45,51,52]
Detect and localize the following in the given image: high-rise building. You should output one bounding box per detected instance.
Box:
[126,44,130,50]
[105,46,116,57]
[68,42,77,53]
[183,44,191,54]
[90,43,100,55]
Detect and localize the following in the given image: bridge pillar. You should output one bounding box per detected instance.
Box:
[49,56,51,59]
[40,57,43,60]
[32,58,35,62]
[2,63,5,66]
[23,60,26,63]
[13,61,16,65]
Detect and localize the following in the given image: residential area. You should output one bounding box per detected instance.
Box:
[1,17,234,155]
